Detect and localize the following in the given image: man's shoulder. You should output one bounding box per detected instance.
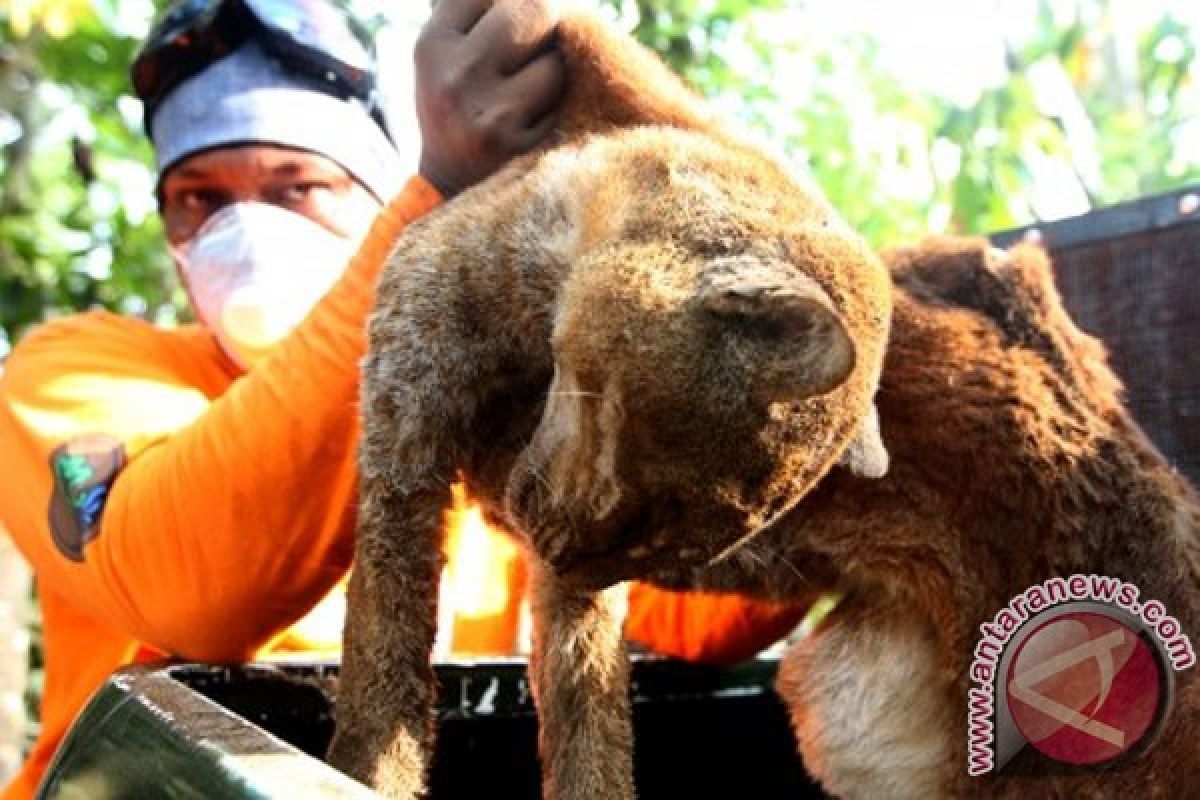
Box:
[4,310,218,383]
[15,309,210,351]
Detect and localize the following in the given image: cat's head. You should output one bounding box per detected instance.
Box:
[505,130,892,588]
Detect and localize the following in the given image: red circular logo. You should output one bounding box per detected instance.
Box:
[1005,612,1164,765]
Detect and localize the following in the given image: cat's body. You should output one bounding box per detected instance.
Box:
[683,238,1200,798]
[327,12,892,799]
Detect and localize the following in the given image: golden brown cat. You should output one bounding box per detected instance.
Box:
[327,10,892,800]
[676,237,1200,798]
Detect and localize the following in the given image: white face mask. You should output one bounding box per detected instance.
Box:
[173,202,359,369]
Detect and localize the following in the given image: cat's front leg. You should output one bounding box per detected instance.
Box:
[327,480,451,799]
[529,561,634,800]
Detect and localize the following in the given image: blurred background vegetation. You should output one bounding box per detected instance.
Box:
[1,0,1199,778]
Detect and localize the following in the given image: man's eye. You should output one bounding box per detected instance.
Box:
[279,182,331,203]
[178,189,226,211]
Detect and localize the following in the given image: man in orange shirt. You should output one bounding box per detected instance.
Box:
[0,1,806,796]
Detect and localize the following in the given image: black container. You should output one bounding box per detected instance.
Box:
[38,657,828,799]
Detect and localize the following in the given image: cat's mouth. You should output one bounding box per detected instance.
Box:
[554,556,639,591]
[542,497,723,589]
[555,548,697,591]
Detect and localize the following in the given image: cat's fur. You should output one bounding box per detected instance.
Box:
[675,237,1200,798]
[327,11,892,799]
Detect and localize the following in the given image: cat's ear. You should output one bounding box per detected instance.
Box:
[700,261,856,398]
[837,403,889,478]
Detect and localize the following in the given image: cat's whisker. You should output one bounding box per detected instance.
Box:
[767,549,812,589]
[735,544,768,572]
[547,390,602,398]
[733,543,812,593]
[526,459,554,508]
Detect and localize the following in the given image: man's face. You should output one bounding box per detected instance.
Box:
[159,143,381,245]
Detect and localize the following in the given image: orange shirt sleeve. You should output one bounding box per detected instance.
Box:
[625,583,811,664]
[0,176,440,664]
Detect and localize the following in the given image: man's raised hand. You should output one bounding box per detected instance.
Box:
[415,0,565,197]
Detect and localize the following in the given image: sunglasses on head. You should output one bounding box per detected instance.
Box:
[131,0,389,139]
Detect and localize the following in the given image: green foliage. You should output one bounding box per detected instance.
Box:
[1,1,182,359]
[607,0,1200,245]
[611,0,784,92]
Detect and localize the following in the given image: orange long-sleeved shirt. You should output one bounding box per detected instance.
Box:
[0,175,805,799]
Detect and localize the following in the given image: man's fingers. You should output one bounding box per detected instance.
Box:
[468,0,558,74]
[428,0,492,34]
[510,106,561,154]
[475,50,564,156]
[415,0,564,194]
[503,49,566,129]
